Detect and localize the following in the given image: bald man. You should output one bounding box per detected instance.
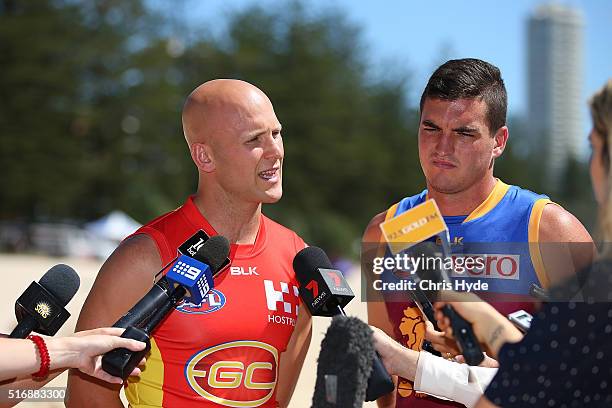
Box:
[66,80,312,408]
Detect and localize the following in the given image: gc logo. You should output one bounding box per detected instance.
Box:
[185,341,278,407]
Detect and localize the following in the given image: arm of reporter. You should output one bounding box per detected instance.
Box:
[372,327,498,408]
[0,329,144,382]
[433,293,523,359]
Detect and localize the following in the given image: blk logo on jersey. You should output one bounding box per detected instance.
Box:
[264,280,299,327]
[231,266,260,276]
[185,341,278,408]
[175,289,226,315]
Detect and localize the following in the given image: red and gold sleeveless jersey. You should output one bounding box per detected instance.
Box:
[125,196,305,407]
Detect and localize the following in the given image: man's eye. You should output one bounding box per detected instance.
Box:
[458,132,474,137]
[247,137,258,143]
[423,127,437,132]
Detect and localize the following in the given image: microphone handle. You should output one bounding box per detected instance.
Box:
[9,317,38,339]
[365,352,396,401]
[101,326,151,380]
[142,286,186,333]
[113,278,172,329]
[442,305,484,366]
[102,286,187,380]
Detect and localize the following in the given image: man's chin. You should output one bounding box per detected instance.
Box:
[261,189,282,204]
[428,179,464,195]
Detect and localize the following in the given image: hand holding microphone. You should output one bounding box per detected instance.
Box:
[432,291,524,359]
[1,264,147,387]
[101,235,231,380]
[293,246,395,404]
[407,242,485,365]
[379,200,484,365]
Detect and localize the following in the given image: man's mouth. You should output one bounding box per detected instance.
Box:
[259,167,280,181]
[432,159,456,169]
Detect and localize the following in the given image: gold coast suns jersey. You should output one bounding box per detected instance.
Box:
[125,196,305,407]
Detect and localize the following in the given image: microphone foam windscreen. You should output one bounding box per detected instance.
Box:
[195,235,230,274]
[312,316,375,408]
[38,264,80,306]
[293,246,333,285]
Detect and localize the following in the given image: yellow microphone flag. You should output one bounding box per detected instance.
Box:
[379,199,448,254]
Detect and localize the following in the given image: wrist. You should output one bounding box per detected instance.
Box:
[47,336,80,370]
[486,318,522,358]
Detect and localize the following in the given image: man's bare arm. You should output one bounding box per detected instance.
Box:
[538,203,595,287]
[65,234,161,408]
[276,306,312,407]
[363,211,399,408]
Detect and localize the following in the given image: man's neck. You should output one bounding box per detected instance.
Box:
[194,188,261,245]
[427,176,498,217]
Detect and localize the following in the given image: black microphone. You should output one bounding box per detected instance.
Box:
[10,264,80,338]
[293,246,395,402]
[312,316,376,407]
[102,235,230,380]
[114,230,231,329]
[408,242,485,366]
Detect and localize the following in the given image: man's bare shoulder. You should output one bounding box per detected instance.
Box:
[76,233,162,330]
[363,210,388,242]
[539,203,593,243]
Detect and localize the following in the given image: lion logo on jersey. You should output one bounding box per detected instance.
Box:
[397,306,427,398]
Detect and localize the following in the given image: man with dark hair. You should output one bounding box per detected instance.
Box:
[364,58,593,408]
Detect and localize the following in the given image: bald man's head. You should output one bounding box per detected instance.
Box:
[182,79,274,146]
[182,79,284,205]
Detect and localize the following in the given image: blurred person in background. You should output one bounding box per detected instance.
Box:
[67,79,312,408]
[372,79,612,407]
[364,58,594,408]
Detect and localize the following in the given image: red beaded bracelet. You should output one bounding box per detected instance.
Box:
[27,334,50,379]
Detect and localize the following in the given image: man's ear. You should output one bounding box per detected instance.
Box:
[492,126,509,159]
[191,143,215,173]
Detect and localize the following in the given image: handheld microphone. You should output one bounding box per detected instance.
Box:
[114,230,230,329]
[408,242,485,366]
[293,246,395,402]
[102,235,230,380]
[312,316,376,407]
[10,264,80,338]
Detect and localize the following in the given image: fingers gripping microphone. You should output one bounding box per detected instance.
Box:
[10,264,80,338]
[409,242,485,366]
[312,316,375,407]
[102,235,231,380]
[293,247,395,402]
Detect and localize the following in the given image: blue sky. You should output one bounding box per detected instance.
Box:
[176,0,611,139]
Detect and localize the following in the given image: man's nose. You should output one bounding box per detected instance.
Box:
[435,132,454,155]
[264,134,283,160]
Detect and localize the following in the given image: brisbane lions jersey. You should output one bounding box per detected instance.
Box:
[380,179,552,407]
[124,196,305,407]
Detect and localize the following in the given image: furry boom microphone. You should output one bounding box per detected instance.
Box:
[312,316,377,408]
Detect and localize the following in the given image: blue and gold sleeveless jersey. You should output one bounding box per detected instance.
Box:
[381,179,553,406]
[390,179,552,295]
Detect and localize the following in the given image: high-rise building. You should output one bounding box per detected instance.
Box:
[527,3,584,191]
